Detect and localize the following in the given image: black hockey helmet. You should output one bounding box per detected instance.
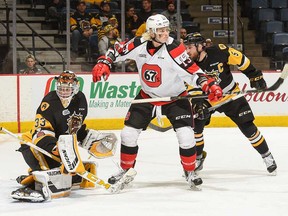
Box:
[183,32,206,46]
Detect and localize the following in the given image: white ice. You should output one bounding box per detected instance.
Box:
[0,127,288,216]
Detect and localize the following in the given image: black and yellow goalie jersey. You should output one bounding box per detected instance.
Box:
[22,91,88,147]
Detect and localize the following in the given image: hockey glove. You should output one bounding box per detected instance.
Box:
[202,78,223,102]
[249,70,267,90]
[92,56,112,82]
[192,99,211,120]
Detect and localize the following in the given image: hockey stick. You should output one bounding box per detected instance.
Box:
[148,89,264,132]
[131,94,209,104]
[0,127,136,194]
[148,97,236,132]
[241,63,288,93]
[133,64,288,104]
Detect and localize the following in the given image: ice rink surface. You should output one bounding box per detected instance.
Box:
[0,127,288,216]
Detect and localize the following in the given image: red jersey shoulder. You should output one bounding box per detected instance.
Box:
[167,40,186,58]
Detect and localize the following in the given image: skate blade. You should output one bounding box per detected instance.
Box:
[268,170,277,176]
[190,185,202,191]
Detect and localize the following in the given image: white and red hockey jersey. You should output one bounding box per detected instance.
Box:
[106,36,205,99]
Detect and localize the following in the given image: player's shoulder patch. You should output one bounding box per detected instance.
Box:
[40,102,50,112]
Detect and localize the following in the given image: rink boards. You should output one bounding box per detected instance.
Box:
[0,72,287,132]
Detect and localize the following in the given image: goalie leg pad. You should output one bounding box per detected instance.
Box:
[80,161,98,188]
[72,161,98,188]
[11,168,72,202]
[57,134,86,173]
[34,168,72,200]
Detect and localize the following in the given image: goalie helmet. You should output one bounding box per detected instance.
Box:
[146,14,170,34]
[183,32,206,46]
[55,70,79,108]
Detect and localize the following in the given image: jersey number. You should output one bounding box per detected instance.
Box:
[35,117,46,128]
[141,63,161,87]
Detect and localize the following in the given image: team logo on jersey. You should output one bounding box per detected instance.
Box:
[142,63,161,87]
[66,112,83,134]
[205,69,221,83]
[40,102,50,111]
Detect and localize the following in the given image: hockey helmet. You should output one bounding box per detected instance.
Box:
[146,14,170,34]
[55,70,79,107]
[183,32,206,46]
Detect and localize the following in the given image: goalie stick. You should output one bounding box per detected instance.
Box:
[132,64,288,104]
[0,127,136,194]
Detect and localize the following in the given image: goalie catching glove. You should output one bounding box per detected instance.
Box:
[79,129,117,159]
[92,56,112,82]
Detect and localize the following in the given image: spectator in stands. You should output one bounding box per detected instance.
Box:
[205,38,213,47]
[161,0,182,39]
[70,1,97,60]
[135,12,158,37]
[98,24,121,56]
[19,54,42,74]
[125,4,142,40]
[46,0,66,20]
[94,0,119,41]
[180,27,187,43]
[135,21,147,37]
[137,0,154,24]
[98,24,122,71]
[83,0,104,8]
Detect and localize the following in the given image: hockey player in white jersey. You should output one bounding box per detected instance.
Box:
[91,14,223,189]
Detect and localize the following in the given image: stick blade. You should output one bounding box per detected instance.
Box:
[280,63,288,80]
[109,168,137,193]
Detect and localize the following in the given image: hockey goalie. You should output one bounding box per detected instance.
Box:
[11,71,118,202]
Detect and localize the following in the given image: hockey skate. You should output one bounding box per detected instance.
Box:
[108,168,136,189]
[11,186,45,202]
[195,151,207,172]
[263,153,277,175]
[184,170,203,191]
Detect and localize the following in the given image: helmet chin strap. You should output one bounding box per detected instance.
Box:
[151,33,166,45]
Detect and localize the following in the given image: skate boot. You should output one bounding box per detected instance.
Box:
[195,151,207,172]
[108,168,136,186]
[11,186,45,202]
[184,170,203,190]
[16,174,35,187]
[263,153,277,175]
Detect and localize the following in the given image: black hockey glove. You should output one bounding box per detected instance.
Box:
[192,100,211,120]
[249,70,267,90]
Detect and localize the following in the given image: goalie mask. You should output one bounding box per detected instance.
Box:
[55,70,79,108]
